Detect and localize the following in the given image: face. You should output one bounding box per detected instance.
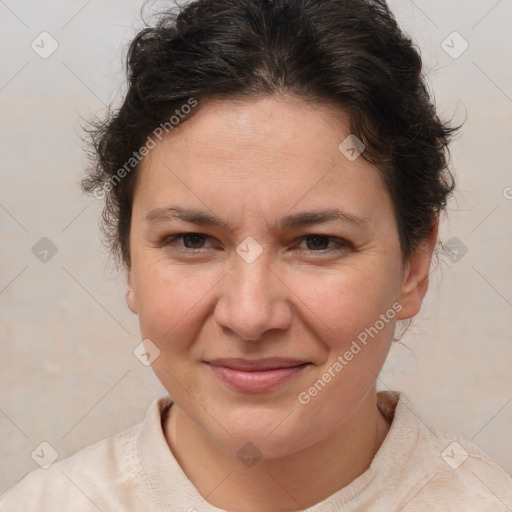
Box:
[126,95,434,459]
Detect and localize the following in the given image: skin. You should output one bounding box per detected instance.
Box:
[126,95,437,511]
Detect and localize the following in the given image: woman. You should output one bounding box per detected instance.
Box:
[2,0,511,510]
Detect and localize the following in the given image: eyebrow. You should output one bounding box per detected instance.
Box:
[145,205,368,231]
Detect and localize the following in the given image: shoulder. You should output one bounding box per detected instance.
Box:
[0,413,153,511]
[378,391,512,510]
[420,423,512,509]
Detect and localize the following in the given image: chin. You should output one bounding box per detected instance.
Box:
[206,406,317,460]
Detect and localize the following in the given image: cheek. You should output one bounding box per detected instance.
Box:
[134,261,220,346]
[286,267,399,437]
[285,262,401,343]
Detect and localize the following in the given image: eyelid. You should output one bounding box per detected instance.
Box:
[160,233,214,250]
[160,232,350,255]
[295,235,351,252]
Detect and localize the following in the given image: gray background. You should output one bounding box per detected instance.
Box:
[1,0,511,494]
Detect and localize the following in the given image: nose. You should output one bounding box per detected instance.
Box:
[213,255,293,341]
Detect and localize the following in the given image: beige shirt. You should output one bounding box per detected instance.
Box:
[1,391,511,511]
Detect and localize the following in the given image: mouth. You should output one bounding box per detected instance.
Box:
[204,358,312,393]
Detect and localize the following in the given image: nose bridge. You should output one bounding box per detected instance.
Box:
[232,252,274,312]
[232,233,273,299]
[214,249,291,340]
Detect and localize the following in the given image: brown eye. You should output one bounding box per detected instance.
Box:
[304,235,331,251]
[296,235,350,255]
[181,233,207,249]
[159,232,217,254]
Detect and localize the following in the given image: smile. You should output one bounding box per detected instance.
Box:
[204,358,311,393]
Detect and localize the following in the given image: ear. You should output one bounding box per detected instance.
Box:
[397,217,439,320]
[126,270,138,315]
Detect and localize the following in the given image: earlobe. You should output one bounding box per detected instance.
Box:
[397,219,439,320]
[126,271,138,315]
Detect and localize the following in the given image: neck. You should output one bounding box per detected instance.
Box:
[164,388,390,511]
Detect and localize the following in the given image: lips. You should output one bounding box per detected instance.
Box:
[204,358,311,392]
[206,357,309,371]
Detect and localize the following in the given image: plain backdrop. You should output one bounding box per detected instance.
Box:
[1,0,511,495]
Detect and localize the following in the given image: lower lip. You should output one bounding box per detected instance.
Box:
[206,363,309,393]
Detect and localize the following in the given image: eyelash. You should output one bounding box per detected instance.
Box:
[159,233,350,255]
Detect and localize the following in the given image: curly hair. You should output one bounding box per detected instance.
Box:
[82,0,459,268]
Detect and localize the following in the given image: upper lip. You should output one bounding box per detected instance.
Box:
[205,358,309,371]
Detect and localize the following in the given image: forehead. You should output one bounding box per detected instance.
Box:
[159,95,351,168]
[134,95,391,222]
